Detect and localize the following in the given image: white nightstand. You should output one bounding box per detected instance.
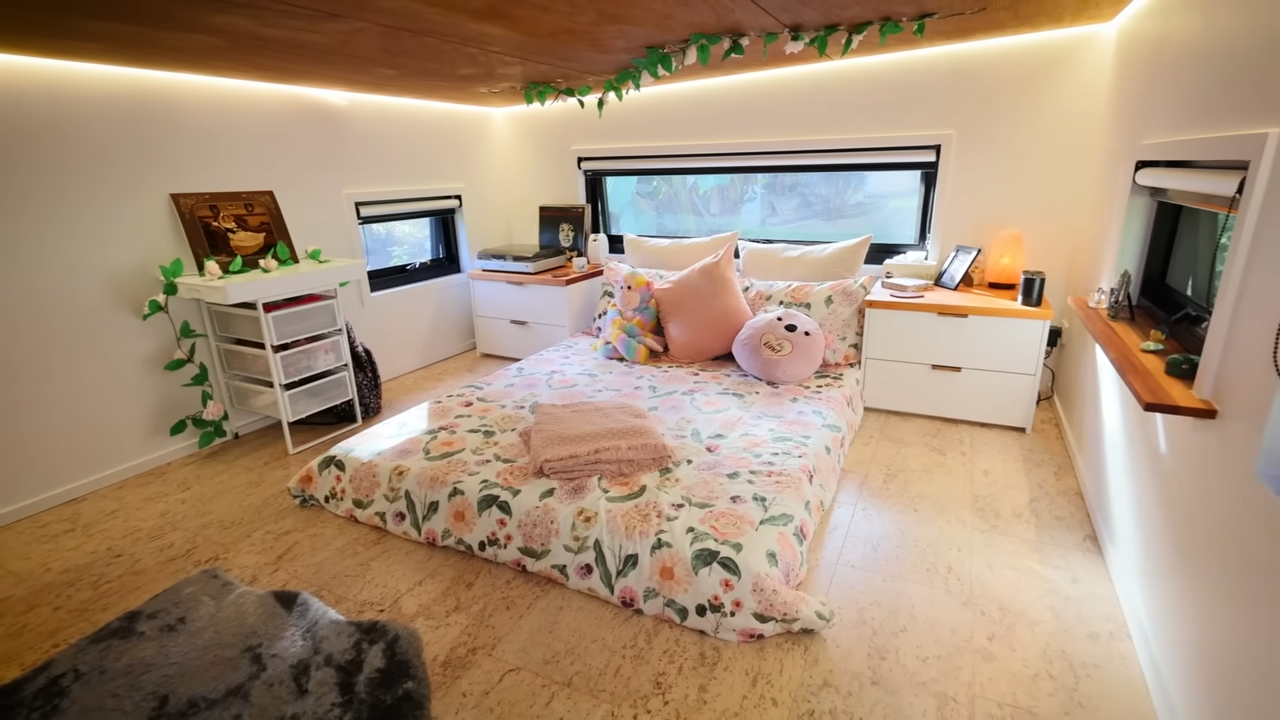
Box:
[468,266,603,359]
[861,281,1053,432]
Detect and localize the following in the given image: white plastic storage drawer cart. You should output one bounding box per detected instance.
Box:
[175,259,366,453]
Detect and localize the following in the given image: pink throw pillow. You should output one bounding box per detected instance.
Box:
[653,245,753,363]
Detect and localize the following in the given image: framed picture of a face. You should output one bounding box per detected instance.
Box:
[170,191,296,268]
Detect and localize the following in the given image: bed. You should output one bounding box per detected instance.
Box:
[289,288,867,641]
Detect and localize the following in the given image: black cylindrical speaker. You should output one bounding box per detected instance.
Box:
[1019,270,1046,307]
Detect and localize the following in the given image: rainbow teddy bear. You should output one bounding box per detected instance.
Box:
[597,267,665,363]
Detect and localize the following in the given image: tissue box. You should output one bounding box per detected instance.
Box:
[882,259,938,281]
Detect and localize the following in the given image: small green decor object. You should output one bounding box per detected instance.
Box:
[520,8,981,116]
[305,245,330,264]
[142,257,228,450]
[1139,341,1165,353]
[1164,353,1200,380]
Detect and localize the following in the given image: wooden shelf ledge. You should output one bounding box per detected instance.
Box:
[1067,296,1217,419]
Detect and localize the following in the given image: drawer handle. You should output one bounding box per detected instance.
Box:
[505,281,525,287]
[509,320,528,326]
[937,312,969,319]
[930,364,963,373]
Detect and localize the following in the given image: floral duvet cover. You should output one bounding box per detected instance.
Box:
[288,336,863,641]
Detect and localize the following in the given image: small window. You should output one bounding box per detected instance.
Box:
[581,147,938,264]
[1134,165,1245,355]
[355,196,462,292]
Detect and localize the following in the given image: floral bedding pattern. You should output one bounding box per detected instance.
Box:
[289,337,864,641]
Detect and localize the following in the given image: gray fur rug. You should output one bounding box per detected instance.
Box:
[0,568,430,720]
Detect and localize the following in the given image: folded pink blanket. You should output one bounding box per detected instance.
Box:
[520,401,674,480]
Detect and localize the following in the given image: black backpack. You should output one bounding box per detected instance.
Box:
[297,322,381,425]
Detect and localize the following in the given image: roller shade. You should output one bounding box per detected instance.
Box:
[356,196,460,222]
[1134,167,1245,198]
[579,147,937,173]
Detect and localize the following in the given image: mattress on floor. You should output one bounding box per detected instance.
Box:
[288,335,864,641]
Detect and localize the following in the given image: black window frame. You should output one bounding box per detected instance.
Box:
[1136,200,1230,356]
[356,196,462,293]
[581,146,939,265]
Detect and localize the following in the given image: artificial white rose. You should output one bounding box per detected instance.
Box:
[261,256,279,272]
[684,45,698,66]
[784,34,809,54]
[202,401,225,421]
[143,294,166,317]
[203,259,223,279]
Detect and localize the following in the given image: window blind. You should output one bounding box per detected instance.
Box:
[579,147,937,173]
[356,196,461,222]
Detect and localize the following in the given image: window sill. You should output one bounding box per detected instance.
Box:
[1067,296,1218,419]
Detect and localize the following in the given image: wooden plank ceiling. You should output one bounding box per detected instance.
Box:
[0,0,1130,107]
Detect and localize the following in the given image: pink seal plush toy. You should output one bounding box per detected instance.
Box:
[731,308,824,384]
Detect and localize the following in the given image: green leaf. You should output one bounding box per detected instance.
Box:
[597,95,606,118]
[643,587,661,604]
[717,539,744,554]
[169,418,188,436]
[201,389,213,407]
[721,44,735,62]
[605,485,646,503]
[702,34,722,45]
[766,549,779,568]
[191,417,211,430]
[763,31,780,58]
[318,455,336,474]
[695,602,708,618]
[689,33,705,43]
[163,358,189,371]
[280,259,295,267]
[612,82,624,101]
[841,30,857,57]
[650,537,672,556]
[913,20,927,39]
[577,85,592,96]
[275,241,292,261]
[811,33,829,57]
[852,21,874,35]
[496,500,512,518]
[447,486,465,501]
[593,539,615,596]
[696,42,711,66]
[307,248,323,261]
[423,499,440,523]
[455,537,474,554]
[617,553,639,579]
[538,487,556,501]
[751,611,777,624]
[159,264,173,283]
[715,556,742,581]
[690,547,721,575]
[229,255,243,272]
[664,598,689,624]
[162,281,178,297]
[658,53,674,75]
[178,319,194,339]
[535,87,548,106]
[213,422,227,439]
[551,563,569,581]
[186,341,196,360]
[169,257,184,279]
[576,97,585,109]
[523,88,534,105]
[518,546,544,561]
[339,281,350,288]
[752,493,769,513]
[759,513,795,527]
[477,493,501,516]
[197,430,216,449]
[879,20,904,45]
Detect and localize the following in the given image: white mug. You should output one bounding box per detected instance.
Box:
[572,256,588,272]
[586,233,607,265]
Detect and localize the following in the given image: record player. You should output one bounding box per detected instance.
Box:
[475,245,567,274]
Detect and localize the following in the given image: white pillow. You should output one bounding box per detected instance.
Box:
[622,231,738,271]
[738,235,873,282]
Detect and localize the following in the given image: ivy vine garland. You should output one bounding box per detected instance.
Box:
[522,8,984,116]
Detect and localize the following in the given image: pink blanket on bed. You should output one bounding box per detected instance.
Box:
[520,401,674,480]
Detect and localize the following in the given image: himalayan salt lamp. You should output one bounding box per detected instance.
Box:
[986,229,1025,289]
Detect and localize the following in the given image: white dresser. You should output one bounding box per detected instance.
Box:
[469,266,603,359]
[862,282,1052,432]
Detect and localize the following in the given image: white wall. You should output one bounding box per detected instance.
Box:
[1055,1,1280,718]
[0,58,501,522]
[499,26,1116,317]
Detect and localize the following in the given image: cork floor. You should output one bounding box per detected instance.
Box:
[0,351,1155,719]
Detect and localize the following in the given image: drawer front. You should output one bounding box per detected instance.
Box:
[268,300,342,345]
[475,316,570,359]
[865,308,1044,375]
[864,359,1037,429]
[473,280,568,326]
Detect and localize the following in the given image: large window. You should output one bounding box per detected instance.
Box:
[355,196,461,292]
[582,147,938,264]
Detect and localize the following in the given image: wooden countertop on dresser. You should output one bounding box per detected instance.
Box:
[467,265,604,287]
[864,281,1054,321]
